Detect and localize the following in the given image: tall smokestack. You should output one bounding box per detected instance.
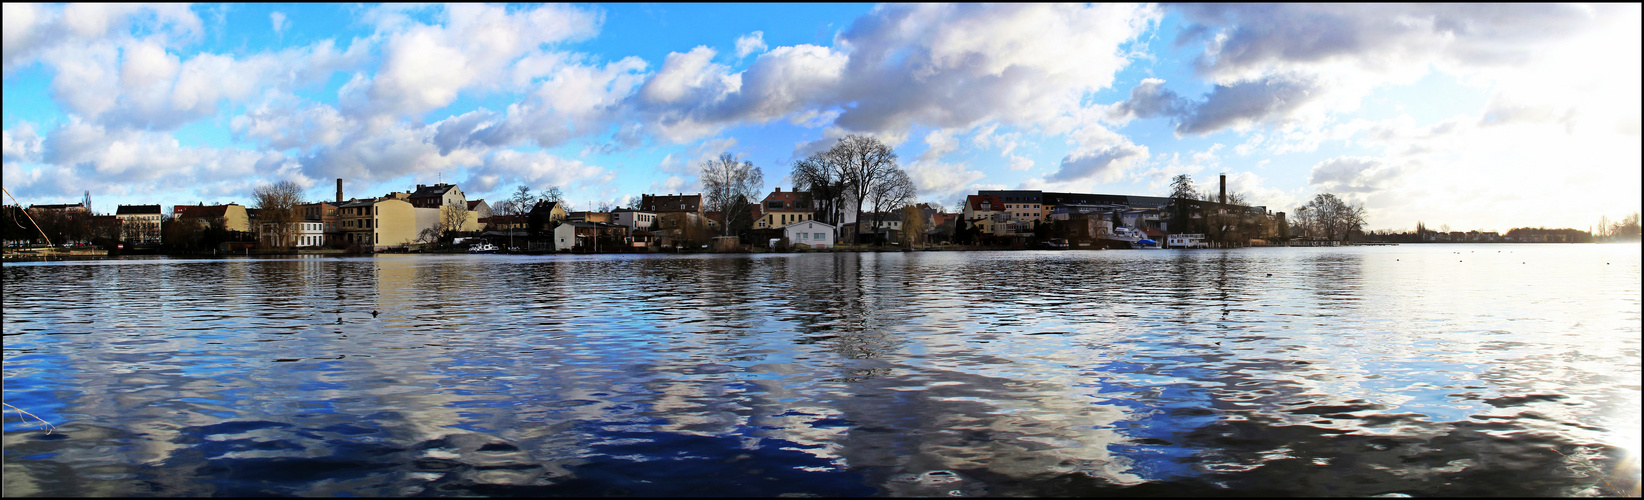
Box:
[1219,174,1227,205]
[336,179,343,203]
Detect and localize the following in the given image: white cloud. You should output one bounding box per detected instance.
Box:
[350,3,603,119]
[466,149,609,194]
[1007,155,1034,171]
[735,31,767,58]
[270,11,287,39]
[905,160,985,201]
[9,117,290,201]
[4,4,201,74]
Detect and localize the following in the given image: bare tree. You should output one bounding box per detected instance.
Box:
[505,185,534,215]
[1302,193,1366,242]
[829,135,901,231]
[866,168,917,240]
[791,152,848,225]
[252,180,304,248]
[700,152,764,236]
[538,185,566,209]
[439,203,468,242]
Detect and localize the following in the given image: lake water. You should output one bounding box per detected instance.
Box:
[3,244,1639,496]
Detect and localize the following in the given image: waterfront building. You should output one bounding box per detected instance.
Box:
[962,194,1008,237]
[781,220,836,248]
[754,187,814,229]
[640,193,708,246]
[115,204,163,244]
[552,221,627,252]
[337,198,417,251]
[296,202,340,247]
[26,202,88,215]
[568,211,613,224]
[172,203,250,232]
[466,200,492,224]
[407,183,466,209]
[610,208,658,232]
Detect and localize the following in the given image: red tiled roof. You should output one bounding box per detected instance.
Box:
[966,194,1005,212]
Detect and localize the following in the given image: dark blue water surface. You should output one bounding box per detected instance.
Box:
[4,244,1639,496]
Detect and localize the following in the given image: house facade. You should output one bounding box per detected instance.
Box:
[754,187,813,229]
[781,220,836,249]
[173,203,250,232]
[296,202,340,247]
[962,194,1007,236]
[115,204,163,244]
[408,183,466,209]
[337,198,417,251]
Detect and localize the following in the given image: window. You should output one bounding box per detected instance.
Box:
[815,233,825,240]
[798,233,808,239]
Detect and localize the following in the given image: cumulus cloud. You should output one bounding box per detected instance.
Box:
[1047,143,1149,184]
[829,3,1160,134]
[4,4,201,74]
[5,117,288,200]
[465,149,609,194]
[1174,4,1601,81]
[1106,78,1187,123]
[2,123,44,164]
[348,3,603,119]
[1108,75,1325,136]
[1307,156,1409,193]
[735,31,767,58]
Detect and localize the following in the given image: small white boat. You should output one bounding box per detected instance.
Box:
[468,243,500,254]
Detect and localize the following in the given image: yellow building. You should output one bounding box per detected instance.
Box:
[753,187,813,229]
[962,194,1007,236]
[172,203,249,232]
[337,198,417,251]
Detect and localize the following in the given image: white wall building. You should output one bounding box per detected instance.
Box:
[611,208,657,232]
[782,220,836,249]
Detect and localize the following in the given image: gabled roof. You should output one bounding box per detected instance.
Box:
[466,200,487,210]
[760,188,812,210]
[779,219,834,230]
[409,183,458,199]
[966,194,1005,212]
[530,200,564,213]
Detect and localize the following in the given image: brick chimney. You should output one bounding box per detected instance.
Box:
[1219,174,1227,205]
[336,179,343,203]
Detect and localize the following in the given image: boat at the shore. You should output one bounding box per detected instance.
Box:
[468,243,500,254]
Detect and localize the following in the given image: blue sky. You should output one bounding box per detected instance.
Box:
[4,3,1639,232]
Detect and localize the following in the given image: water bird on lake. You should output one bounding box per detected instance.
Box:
[372,310,379,317]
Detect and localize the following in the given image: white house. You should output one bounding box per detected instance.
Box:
[1167,233,1207,248]
[782,220,836,249]
[611,208,657,232]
